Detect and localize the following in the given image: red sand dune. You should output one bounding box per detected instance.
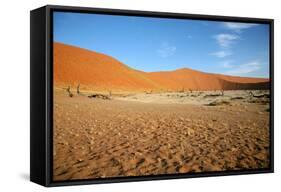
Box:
[54,42,269,91]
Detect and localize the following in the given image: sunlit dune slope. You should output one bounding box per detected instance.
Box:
[54,42,161,91]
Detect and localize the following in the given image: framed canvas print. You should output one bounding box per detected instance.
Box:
[30,5,274,187]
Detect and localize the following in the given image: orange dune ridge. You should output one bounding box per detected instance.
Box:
[53,42,269,92]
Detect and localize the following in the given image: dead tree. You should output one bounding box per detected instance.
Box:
[248,91,269,99]
[221,84,225,96]
[66,86,73,97]
[76,83,80,95]
[88,93,110,100]
[248,91,253,98]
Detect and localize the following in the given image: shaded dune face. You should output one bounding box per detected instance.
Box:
[54,42,269,91]
[218,79,269,90]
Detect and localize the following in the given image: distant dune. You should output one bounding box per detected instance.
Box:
[54,42,269,91]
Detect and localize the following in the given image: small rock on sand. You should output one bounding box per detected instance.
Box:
[254,152,266,160]
[179,165,190,173]
[187,128,195,136]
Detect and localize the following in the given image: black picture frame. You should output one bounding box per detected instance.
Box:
[30,4,274,187]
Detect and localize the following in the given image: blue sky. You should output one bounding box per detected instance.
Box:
[54,11,270,78]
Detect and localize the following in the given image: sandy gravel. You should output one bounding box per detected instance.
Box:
[53,90,270,181]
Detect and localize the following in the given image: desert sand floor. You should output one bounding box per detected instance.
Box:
[53,90,270,181]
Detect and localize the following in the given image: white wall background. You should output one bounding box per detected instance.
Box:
[0,0,279,191]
